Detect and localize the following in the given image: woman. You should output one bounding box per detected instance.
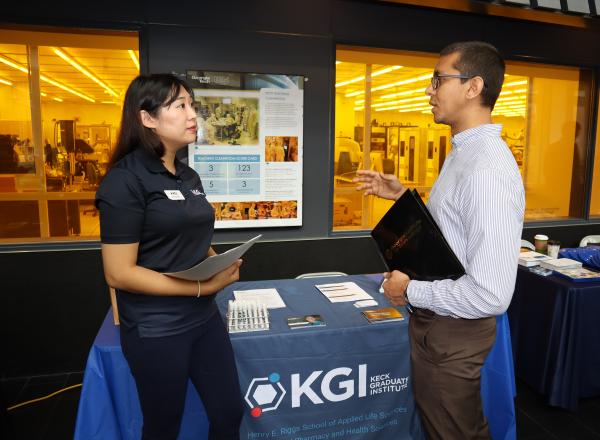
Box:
[96,74,243,440]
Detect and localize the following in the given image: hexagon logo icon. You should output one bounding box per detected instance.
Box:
[244,373,286,417]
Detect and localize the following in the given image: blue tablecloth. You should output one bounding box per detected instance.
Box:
[508,266,600,411]
[75,275,516,439]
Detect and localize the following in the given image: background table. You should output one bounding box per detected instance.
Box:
[508,267,600,411]
[75,275,516,439]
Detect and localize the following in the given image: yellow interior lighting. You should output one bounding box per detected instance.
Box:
[0,54,95,102]
[40,74,95,102]
[371,95,429,108]
[52,97,63,102]
[53,48,118,98]
[345,73,431,97]
[128,50,140,70]
[374,101,432,112]
[398,105,431,113]
[379,88,427,100]
[0,55,28,73]
[372,73,432,93]
[504,80,528,87]
[335,66,403,88]
[0,77,13,86]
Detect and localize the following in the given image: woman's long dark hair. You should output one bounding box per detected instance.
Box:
[109,74,194,167]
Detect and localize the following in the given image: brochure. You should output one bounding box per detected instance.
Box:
[165,234,261,281]
[518,251,553,267]
[371,189,465,281]
[539,258,582,270]
[315,282,373,303]
[553,267,600,283]
[286,314,326,329]
[362,307,405,324]
[233,288,286,309]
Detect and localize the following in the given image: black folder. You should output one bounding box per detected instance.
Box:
[371,189,465,281]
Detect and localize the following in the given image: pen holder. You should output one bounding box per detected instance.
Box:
[227,300,270,333]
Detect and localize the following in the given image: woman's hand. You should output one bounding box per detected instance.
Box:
[353,169,407,201]
[202,260,242,295]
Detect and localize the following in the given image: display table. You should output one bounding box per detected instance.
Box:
[75,275,516,439]
[508,266,600,411]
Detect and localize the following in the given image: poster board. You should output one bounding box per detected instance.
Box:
[187,70,304,229]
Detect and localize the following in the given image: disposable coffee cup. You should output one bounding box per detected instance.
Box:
[547,240,560,259]
[534,234,549,254]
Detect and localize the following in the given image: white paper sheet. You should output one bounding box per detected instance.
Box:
[315,281,374,303]
[233,288,286,309]
[165,235,261,281]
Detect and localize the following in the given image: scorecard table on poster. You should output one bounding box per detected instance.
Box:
[194,154,261,196]
[229,178,260,195]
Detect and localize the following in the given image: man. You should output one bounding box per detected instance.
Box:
[355,41,524,439]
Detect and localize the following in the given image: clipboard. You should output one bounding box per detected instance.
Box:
[371,190,465,281]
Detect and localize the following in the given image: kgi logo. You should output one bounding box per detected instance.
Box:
[245,373,286,418]
[244,364,367,417]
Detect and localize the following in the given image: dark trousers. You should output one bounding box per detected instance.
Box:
[120,312,244,440]
[409,308,496,440]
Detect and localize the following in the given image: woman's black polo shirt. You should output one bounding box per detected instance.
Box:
[96,147,216,338]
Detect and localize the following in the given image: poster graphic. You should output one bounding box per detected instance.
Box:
[187,71,304,229]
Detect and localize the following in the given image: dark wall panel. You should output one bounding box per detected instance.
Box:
[332,0,485,52]
[214,237,386,281]
[4,0,331,36]
[483,16,600,66]
[523,223,600,248]
[147,25,334,242]
[0,250,109,377]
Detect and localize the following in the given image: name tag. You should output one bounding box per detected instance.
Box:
[164,190,185,200]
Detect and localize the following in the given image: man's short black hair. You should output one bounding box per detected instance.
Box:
[440,41,505,109]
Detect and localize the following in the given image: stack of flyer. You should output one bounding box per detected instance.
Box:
[362,307,405,324]
[553,268,600,283]
[518,251,553,267]
[315,282,373,303]
[539,258,582,271]
[287,315,326,329]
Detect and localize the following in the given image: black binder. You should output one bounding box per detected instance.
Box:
[371,189,465,281]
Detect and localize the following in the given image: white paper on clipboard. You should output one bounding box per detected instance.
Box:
[165,234,261,281]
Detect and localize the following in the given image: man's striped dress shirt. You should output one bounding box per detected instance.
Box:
[406,124,525,319]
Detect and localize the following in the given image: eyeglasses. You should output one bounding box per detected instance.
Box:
[430,73,474,90]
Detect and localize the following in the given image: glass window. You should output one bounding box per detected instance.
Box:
[0,28,139,243]
[333,46,595,231]
[590,109,600,218]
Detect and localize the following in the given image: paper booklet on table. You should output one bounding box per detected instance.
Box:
[165,234,261,281]
[233,288,286,309]
[539,258,582,271]
[518,251,553,267]
[370,189,465,281]
[362,307,405,324]
[553,267,600,283]
[287,315,326,329]
[315,281,373,303]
